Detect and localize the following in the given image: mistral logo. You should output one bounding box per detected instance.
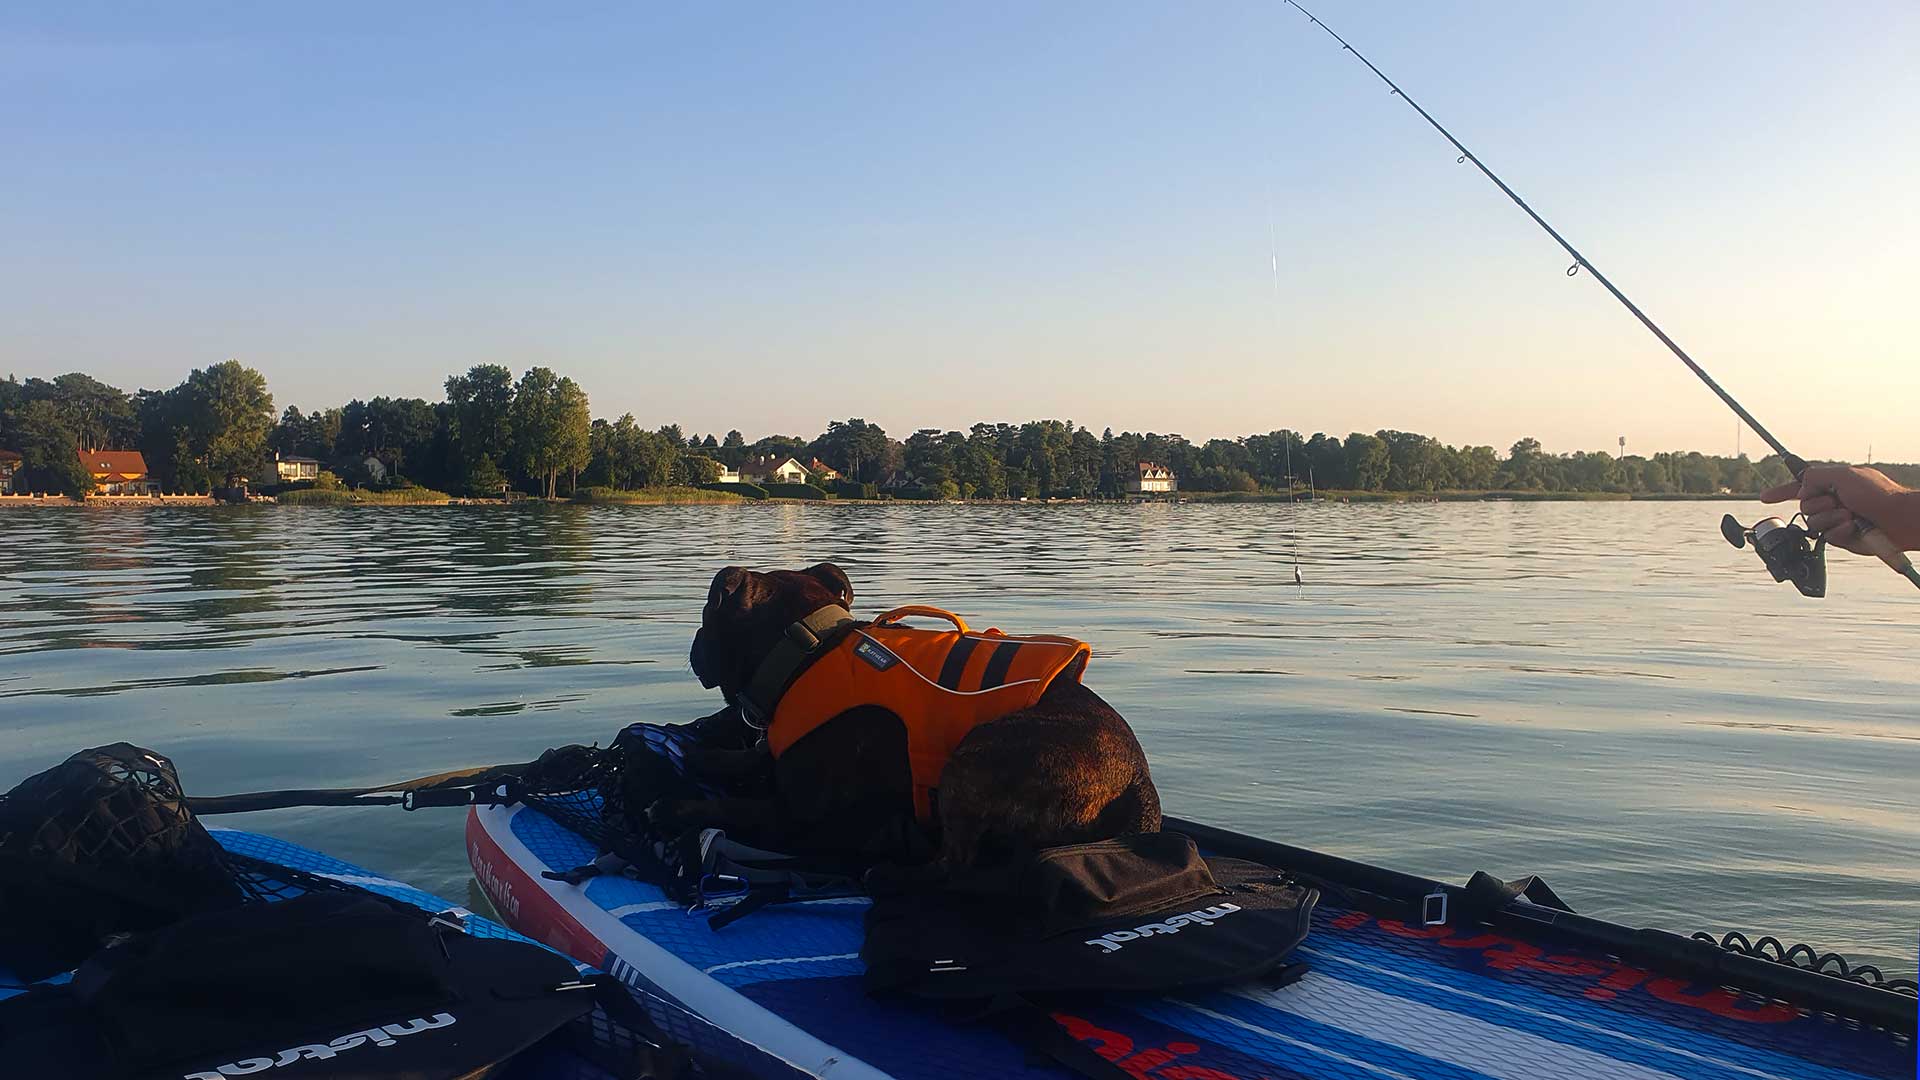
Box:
[1083,902,1242,954]
[182,1014,456,1078]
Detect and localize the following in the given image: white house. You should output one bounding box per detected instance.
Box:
[713,464,742,484]
[274,452,321,483]
[739,455,809,485]
[1125,462,1177,495]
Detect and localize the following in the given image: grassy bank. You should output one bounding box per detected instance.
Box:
[1181,489,1637,503]
[278,486,452,505]
[573,486,747,505]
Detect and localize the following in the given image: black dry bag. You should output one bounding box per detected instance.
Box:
[0,743,242,982]
[862,831,1318,1001]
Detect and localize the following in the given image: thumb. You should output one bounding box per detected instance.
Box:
[1759,480,1800,504]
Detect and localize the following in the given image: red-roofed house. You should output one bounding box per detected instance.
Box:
[79,449,156,495]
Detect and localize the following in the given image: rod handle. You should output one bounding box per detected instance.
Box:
[1853,517,1920,585]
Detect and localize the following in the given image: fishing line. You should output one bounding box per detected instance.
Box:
[1285,435,1302,586]
[1258,92,1303,590]
[1279,1,1920,593]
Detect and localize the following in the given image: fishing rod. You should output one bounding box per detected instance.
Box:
[1279,1,1920,597]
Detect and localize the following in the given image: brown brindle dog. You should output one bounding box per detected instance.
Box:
[659,562,1161,872]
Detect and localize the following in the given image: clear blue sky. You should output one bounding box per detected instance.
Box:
[5,2,1915,459]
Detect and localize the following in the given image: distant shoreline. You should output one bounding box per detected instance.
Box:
[1,488,1766,508]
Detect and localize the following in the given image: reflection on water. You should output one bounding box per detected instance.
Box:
[1,502,1914,972]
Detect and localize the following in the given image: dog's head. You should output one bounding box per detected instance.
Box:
[689,563,855,698]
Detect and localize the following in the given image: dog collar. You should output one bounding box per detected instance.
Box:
[738,604,855,728]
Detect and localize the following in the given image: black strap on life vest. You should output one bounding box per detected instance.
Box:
[736,604,855,726]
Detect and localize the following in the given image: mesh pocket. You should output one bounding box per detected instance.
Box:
[0,743,242,981]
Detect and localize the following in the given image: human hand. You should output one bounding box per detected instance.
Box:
[1759,465,1920,554]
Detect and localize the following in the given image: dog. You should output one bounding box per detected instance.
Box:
[658,562,1161,872]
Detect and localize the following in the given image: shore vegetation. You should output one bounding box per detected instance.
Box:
[5,366,1912,502]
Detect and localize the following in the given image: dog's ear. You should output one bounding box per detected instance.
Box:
[707,566,751,613]
[803,562,854,608]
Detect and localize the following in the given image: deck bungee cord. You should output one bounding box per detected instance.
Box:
[1279,0,1920,596]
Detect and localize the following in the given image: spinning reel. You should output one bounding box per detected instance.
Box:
[1721,514,1826,598]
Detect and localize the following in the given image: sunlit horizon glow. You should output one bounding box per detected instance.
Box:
[4,2,1914,460]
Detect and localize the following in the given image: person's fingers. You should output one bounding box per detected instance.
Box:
[1759,480,1800,504]
[1799,493,1839,516]
[1806,508,1852,534]
[1826,521,1865,553]
[1799,464,1849,489]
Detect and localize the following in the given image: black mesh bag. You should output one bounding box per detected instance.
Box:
[0,743,242,982]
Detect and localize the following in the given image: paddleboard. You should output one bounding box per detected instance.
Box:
[470,800,1914,1080]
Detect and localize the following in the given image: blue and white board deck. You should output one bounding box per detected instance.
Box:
[470,802,1913,1080]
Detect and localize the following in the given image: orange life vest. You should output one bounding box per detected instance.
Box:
[764,606,1091,823]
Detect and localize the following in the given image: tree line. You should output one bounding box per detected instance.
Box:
[3,365,1910,499]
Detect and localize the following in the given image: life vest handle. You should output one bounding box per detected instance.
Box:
[871,605,972,634]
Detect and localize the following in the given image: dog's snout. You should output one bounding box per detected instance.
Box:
[690,628,718,688]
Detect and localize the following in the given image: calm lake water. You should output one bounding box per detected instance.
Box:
[1,502,1914,975]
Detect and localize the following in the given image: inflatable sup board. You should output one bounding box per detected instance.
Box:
[470,800,1914,1080]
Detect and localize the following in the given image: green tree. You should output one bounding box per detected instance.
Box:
[510,367,591,498]
[1722,455,1758,494]
[445,365,515,471]
[1676,452,1721,494]
[48,373,136,451]
[1502,437,1544,489]
[680,455,723,484]
[1379,430,1449,491]
[554,377,591,493]
[813,418,890,483]
[14,400,94,497]
[957,427,1007,498]
[1642,455,1676,493]
[464,454,508,497]
[169,361,275,481]
[1455,445,1499,489]
[1344,432,1391,490]
[904,429,957,491]
[1303,433,1348,490]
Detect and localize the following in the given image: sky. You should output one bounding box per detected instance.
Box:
[3,2,1916,459]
